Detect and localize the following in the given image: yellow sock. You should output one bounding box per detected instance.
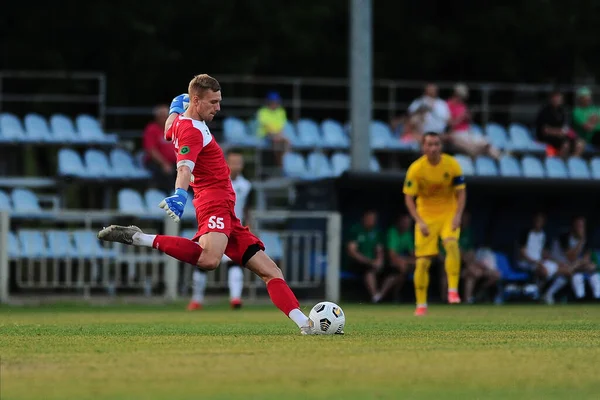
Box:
[443,240,461,291]
[414,257,431,306]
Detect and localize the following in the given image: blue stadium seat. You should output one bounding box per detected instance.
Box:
[475,156,499,176]
[296,119,322,148]
[495,252,530,282]
[567,157,591,179]
[18,230,49,258]
[544,157,568,179]
[0,113,27,142]
[183,199,196,221]
[144,188,167,218]
[370,156,381,172]
[321,119,349,149]
[109,149,151,178]
[118,188,146,214]
[282,121,301,147]
[331,153,350,177]
[73,230,116,258]
[58,148,88,178]
[75,114,118,144]
[84,149,119,178]
[508,123,545,152]
[0,189,11,211]
[370,121,395,149]
[499,155,522,177]
[224,117,255,146]
[23,113,53,142]
[260,231,283,260]
[11,188,42,215]
[470,123,484,136]
[590,157,600,179]
[134,150,145,169]
[485,123,509,149]
[454,154,475,175]
[50,114,84,143]
[8,232,20,258]
[180,229,197,240]
[307,152,334,178]
[522,156,545,178]
[46,230,78,258]
[282,152,310,179]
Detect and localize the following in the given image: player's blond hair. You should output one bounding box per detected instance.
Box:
[188,74,221,97]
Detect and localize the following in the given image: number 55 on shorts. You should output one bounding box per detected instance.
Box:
[208,216,225,230]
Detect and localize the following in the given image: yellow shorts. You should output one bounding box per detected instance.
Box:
[414,214,460,257]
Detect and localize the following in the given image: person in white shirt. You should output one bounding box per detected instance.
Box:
[188,151,253,310]
[408,83,451,134]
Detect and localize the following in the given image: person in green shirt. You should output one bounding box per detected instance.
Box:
[256,91,290,166]
[346,210,390,303]
[572,87,600,146]
[385,214,415,299]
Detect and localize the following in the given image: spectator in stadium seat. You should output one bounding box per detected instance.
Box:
[400,108,425,144]
[385,214,416,299]
[446,84,501,160]
[143,105,176,191]
[256,91,290,167]
[346,210,394,303]
[458,211,500,303]
[516,212,570,304]
[408,83,450,135]
[552,216,600,301]
[536,90,584,158]
[573,87,600,148]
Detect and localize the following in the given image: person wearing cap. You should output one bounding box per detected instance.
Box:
[573,87,600,147]
[446,84,500,160]
[536,90,584,158]
[257,91,290,166]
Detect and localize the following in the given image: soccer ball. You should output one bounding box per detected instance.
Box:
[308,301,345,335]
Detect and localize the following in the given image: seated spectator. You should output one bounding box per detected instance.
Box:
[552,216,600,301]
[408,83,450,135]
[516,212,570,304]
[256,91,290,166]
[573,86,600,148]
[400,108,425,144]
[143,105,176,192]
[346,210,397,303]
[536,90,584,158]
[458,211,500,303]
[385,214,416,299]
[446,84,500,160]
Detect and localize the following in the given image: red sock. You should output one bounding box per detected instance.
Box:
[266,278,300,316]
[152,235,203,265]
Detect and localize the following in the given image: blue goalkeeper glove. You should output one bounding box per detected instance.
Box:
[158,188,188,222]
[169,93,190,115]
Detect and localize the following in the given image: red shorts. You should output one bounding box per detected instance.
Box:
[192,199,264,266]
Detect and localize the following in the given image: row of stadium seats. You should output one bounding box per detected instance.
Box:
[457,155,600,179]
[7,228,284,261]
[58,148,150,179]
[7,230,112,259]
[0,113,117,144]
[223,117,551,153]
[283,151,380,179]
[224,117,418,150]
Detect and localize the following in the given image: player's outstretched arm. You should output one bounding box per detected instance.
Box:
[164,93,190,139]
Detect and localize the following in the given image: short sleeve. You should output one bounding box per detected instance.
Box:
[387,228,399,251]
[176,126,203,170]
[347,225,360,243]
[451,158,466,190]
[143,124,160,152]
[403,164,419,196]
[572,108,586,127]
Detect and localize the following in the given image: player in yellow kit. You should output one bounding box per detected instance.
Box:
[403,132,467,316]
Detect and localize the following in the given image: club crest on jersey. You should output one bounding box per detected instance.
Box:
[444,172,450,179]
[406,180,412,187]
[180,146,190,155]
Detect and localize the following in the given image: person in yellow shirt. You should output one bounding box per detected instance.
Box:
[257,91,290,166]
[403,132,467,316]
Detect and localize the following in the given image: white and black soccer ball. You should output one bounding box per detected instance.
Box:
[308,301,345,335]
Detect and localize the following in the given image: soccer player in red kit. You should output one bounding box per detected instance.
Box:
[98,74,315,335]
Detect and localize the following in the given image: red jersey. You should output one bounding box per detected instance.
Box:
[143,122,177,164]
[166,115,235,204]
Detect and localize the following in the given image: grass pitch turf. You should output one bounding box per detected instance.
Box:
[1,303,599,400]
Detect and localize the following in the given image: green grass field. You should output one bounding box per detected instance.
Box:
[1,303,600,400]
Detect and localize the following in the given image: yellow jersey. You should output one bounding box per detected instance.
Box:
[257,106,287,138]
[403,154,466,219]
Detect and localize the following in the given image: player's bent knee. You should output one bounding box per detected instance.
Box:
[197,255,221,271]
